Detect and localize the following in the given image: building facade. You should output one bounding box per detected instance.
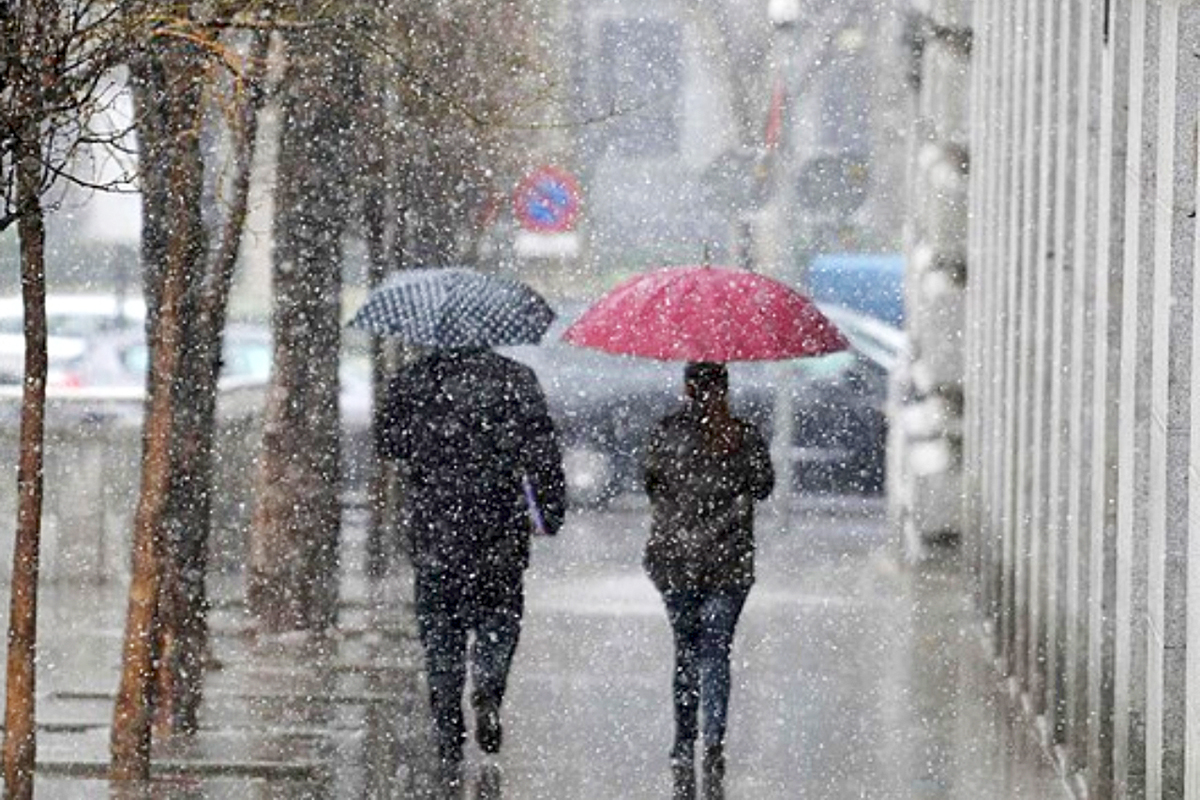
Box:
[921,0,1200,796]
[548,0,907,297]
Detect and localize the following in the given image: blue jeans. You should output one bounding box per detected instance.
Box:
[662,586,750,756]
[415,566,524,764]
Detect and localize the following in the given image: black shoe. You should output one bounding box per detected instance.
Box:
[672,760,696,800]
[476,705,502,754]
[671,746,696,800]
[701,745,724,800]
[434,758,463,799]
[477,763,503,800]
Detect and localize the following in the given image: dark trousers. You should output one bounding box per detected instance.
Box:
[414,566,524,764]
[662,586,750,757]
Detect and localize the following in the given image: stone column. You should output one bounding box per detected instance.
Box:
[1027,0,1063,726]
[1011,0,1045,697]
[895,0,972,562]
[1087,0,1132,794]
[1045,0,1083,754]
[1112,3,1156,793]
[1063,0,1103,781]
[962,0,991,616]
[998,0,1028,683]
[1145,2,1196,796]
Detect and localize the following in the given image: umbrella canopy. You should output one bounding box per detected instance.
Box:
[561,265,848,362]
[348,267,555,349]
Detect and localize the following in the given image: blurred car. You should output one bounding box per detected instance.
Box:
[33,323,269,390]
[0,292,147,385]
[806,252,905,327]
[502,301,905,506]
[54,324,373,487]
[0,292,147,338]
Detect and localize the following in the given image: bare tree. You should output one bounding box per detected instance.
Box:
[150,28,269,737]
[0,3,134,796]
[110,13,269,776]
[383,0,550,265]
[250,0,554,607]
[247,2,359,632]
[109,28,210,780]
[351,0,552,576]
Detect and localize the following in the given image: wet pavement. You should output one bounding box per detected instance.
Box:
[9,494,1068,798]
[498,495,1067,800]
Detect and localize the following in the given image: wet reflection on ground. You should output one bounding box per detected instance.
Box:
[13,497,1064,799]
[499,496,1065,799]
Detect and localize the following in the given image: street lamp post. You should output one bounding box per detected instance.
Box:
[764,0,800,510]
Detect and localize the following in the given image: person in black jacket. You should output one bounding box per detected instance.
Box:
[377,347,565,790]
[643,362,774,800]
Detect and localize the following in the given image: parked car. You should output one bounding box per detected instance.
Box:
[806,252,905,327]
[2,320,374,494]
[0,292,147,386]
[18,323,265,389]
[502,301,904,506]
[0,292,146,338]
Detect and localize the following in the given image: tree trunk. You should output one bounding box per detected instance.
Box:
[360,46,406,579]
[248,16,358,631]
[110,38,207,781]
[2,117,49,800]
[153,30,269,736]
[1,3,56,794]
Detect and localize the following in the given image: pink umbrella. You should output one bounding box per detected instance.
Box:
[561,265,848,362]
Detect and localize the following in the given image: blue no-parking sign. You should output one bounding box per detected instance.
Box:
[513,166,581,233]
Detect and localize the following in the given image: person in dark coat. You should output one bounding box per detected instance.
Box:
[642,361,774,800]
[377,347,565,789]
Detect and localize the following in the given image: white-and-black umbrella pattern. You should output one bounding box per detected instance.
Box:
[348,267,556,349]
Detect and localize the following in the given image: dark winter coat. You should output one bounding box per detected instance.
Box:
[642,407,774,593]
[376,348,566,575]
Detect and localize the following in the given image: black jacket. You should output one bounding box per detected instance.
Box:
[642,407,774,592]
[377,349,566,573]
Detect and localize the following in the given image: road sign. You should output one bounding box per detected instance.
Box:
[513,166,582,233]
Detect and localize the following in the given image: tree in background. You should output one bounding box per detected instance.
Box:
[252,0,553,613]
[247,2,359,631]
[0,2,135,795]
[354,0,553,576]
[110,5,270,777]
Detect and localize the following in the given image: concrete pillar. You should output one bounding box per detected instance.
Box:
[963,0,990,612]
[1000,0,1031,686]
[1145,3,1195,796]
[1113,4,1156,795]
[977,0,1004,640]
[992,0,1019,677]
[1027,0,1062,726]
[1011,0,1047,702]
[1108,4,1156,796]
[896,0,972,563]
[1063,0,1103,781]
[1045,0,1082,753]
[1086,0,1131,794]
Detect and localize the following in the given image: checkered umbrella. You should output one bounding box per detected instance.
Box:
[348,267,555,349]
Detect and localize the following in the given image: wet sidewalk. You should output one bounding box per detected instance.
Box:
[499,496,1069,800]
[13,497,1069,798]
[22,505,435,799]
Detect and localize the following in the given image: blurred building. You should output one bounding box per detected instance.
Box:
[539,0,908,297]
